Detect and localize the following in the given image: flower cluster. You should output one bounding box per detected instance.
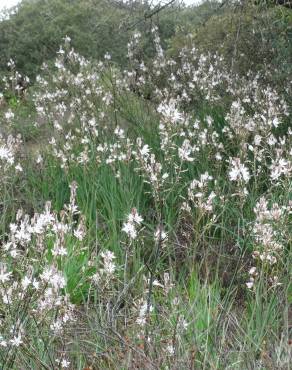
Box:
[122,208,143,240]
[0,134,22,174]
[246,197,292,289]
[0,28,290,368]
[0,183,85,356]
[182,172,217,215]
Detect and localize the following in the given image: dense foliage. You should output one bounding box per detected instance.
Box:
[0,1,291,369]
[0,0,184,79]
[169,1,292,88]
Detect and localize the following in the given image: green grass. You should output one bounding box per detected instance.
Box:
[0,61,291,369]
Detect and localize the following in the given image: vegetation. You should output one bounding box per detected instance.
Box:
[0,0,291,369]
[0,0,183,79]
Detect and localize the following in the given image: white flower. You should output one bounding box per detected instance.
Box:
[61,359,70,368]
[246,280,254,289]
[10,335,22,347]
[51,320,63,333]
[140,144,150,157]
[154,227,167,242]
[21,276,31,290]
[99,250,117,275]
[127,209,143,225]
[73,223,85,240]
[249,267,257,276]
[122,209,143,239]
[52,244,67,257]
[272,117,279,128]
[32,279,40,290]
[178,139,194,162]
[228,158,250,183]
[41,268,66,289]
[5,110,14,120]
[15,224,31,243]
[36,154,43,164]
[0,146,14,164]
[103,261,116,275]
[270,158,290,181]
[64,35,71,43]
[0,265,12,283]
[15,163,23,172]
[254,135,262,146]
[157,99,184,124]
[166,344,175,355]
[152,279,164,288]
[122,222,137,239]
[100,250,116,261]
[50,272,66,290]
[0,338,7,347]
[136,301,153,326]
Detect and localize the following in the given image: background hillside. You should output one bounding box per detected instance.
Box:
[0,0,291,83]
